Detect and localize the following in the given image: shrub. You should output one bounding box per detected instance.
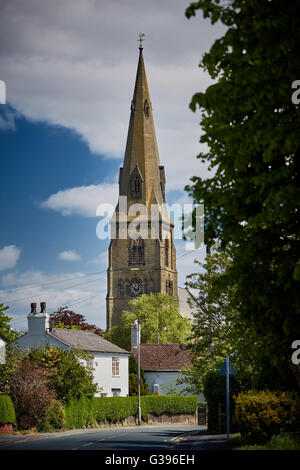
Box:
[64,395,198,429]
[40,400,66,432]
[234,391,297,444]
[10,360,55,430]
[0,395,17,427]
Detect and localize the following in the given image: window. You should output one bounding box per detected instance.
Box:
[112,357,120,376]
[112,388,121,397]
[165,239,169,267]
[128,238,144,266]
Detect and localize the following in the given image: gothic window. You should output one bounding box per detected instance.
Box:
[144,279,148,294]
[117,279,124,297]
[165,239,169,267]
[131,175,142,199]
[166,277,173,296]
[125,279,131,297]
[128,238,145,265]
[144,99,150,118]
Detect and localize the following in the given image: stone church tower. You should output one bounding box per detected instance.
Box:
[106,45,178,329]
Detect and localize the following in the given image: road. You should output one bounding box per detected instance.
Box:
[0,425,228,451]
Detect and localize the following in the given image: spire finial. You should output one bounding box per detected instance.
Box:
[138,32,145,50]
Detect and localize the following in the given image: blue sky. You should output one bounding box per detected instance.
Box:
[0,0,224,330]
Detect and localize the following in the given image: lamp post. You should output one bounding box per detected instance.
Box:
[137,319,142,425]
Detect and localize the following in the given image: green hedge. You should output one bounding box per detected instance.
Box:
[65,395,198,429]
[0,395,17,427]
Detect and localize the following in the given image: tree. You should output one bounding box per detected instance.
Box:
[0,303,21,342]
[122,293,192,344]
[185,0,300,388]
[178,245,268,394]
[128,355,149,396]
[50,306,104,337]
[103,325,131,351]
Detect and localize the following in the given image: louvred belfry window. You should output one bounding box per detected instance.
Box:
[128,238,145,265]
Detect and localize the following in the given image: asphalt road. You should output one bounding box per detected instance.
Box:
[0,425,228,451]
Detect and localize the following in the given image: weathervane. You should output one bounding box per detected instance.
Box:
[138,32,145,49]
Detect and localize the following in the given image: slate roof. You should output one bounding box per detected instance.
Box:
[48,328,129,354]
[131,344,192,371]
[178,287,197,321]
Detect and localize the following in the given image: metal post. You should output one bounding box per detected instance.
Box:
[226,356,230,440]
[137,320,141,425]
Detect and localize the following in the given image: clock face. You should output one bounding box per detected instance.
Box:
[131,280,142,296]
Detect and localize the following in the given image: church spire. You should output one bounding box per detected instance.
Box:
[119,41,165,210]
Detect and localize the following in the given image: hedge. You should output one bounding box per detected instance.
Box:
[0,395,17,427]
[234,391,298,444]
[65,395,198,429]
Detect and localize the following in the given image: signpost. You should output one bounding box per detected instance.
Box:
[218,356,237,440]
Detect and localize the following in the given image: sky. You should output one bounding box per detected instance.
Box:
[0,0,225,331]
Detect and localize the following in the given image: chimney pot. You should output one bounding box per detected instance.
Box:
[40,302,46,313]
[31,302,37,314]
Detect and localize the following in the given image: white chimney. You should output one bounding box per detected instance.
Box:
[131,320,140,349]
[27,302,49,335]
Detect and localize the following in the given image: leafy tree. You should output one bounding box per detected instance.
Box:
[185,0,300,388]
[50,306,104,337]
[0,303,21,342]
[103,325,131,351]
[128,355,149,396]
[122,293,192,344]
[0,346,24,395]
[27,347,98,403]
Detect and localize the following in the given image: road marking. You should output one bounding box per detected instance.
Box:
[82,442,93,447]
[72,448,79,450]
[97,439,105,442]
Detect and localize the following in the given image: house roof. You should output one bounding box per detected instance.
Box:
[48,328,129,354]
[131,344,192,371]
[178,287,197,321]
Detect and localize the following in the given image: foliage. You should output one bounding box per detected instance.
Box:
[41,400,66,432]
[234,391,298,444]
[185,0,300,388]
[129,355,149,396]
[50,306,104,337]
[202,369,240,432]
[103,325,131,351]
[0,346,24,395]
[122,293,192,344]
[0,303,22,342]
[160,379,182,396]
[231,434,300,450]
[64,395,198,429]
[0,395,17,426]
[28,346,98,403]
[10,360,55,430]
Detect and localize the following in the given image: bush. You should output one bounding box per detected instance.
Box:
[234,391,298,444]
[40,400,66,432]
[10,360,55,430]
[64,395,198,429]
[0,395,17,427]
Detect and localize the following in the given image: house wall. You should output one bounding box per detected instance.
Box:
[12,333,129,398]
[144,371,205,402]
[92,353,129,397]
[0,337,7,365]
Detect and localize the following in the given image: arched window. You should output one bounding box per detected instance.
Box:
[166,277,173,296]
[128,238,145,265]
[144,279,148,294]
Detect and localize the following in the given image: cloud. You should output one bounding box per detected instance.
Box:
[0,0,224,189]
[40,182,118,217]
[0,269,107,330]
[58,250,82,261]
[0,245,21,271]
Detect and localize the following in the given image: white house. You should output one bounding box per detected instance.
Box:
[11,302,129,397]
[0,332,9,365]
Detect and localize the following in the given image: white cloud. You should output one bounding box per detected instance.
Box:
[58,250,82,261]
[0,245,21,271]
[0,0,224,190]
[1,270,107,330]
[40,182,118,217]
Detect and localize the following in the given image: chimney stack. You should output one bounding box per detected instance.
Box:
[40,302,46,313]
[31,302,37,314]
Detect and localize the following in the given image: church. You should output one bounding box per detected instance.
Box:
[106,41,195,330]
